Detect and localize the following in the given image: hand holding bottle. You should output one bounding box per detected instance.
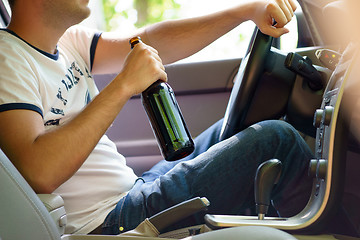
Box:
[117,40,167,98]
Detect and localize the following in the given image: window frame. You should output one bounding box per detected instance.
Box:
[0,0,10,27]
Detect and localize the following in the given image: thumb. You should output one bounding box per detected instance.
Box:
[260,26,289,38]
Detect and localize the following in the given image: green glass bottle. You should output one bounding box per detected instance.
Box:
[130,37,194,161]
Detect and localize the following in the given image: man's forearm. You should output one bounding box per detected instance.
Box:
[140,5,250,64]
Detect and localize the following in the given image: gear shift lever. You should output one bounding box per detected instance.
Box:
[255,159,282,220]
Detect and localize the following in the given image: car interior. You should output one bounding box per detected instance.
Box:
[1,0,360,239]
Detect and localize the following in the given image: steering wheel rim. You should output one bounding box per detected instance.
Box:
[219,28,273,141]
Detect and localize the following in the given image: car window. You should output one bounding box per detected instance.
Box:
[0,0,10,27]
[279,14,299,51]
[1,0,9,14]
[84,0,255,63]
[84,0,299,63]
[1,0,299,59]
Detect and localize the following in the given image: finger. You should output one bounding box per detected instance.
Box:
[155,66,168,83]
[145,45,164,65]
[288,0,298,11]
[275,0,293,22]
[135,43,164,66]
[146,45,160,56]
[283,0,295,18]
[133,42,160,57]
[160,71,168,82]
[147,50,166,80]
[151,51,163,65]
[155,57,165,71]
[261,24,289,38]
[144,45,164,65]
[269,4,288,28]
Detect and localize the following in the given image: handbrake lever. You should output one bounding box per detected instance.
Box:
[149,197,210,232]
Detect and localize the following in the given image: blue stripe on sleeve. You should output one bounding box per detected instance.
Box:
[90,32,102,71]
[0,103,43,118]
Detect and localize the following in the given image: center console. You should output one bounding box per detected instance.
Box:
[205,43,359,234]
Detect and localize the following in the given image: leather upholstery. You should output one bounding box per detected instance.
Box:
[0,150,61,240]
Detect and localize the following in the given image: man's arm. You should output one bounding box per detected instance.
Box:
[92,0,297,75]
[0,42,167,193]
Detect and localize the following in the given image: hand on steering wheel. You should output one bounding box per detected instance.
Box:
[251,0,298,38]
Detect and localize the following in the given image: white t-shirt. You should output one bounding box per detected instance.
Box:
[0,26,138,234]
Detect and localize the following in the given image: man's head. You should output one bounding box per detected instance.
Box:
[8,0,91,30]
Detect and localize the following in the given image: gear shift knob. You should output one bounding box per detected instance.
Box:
[255,159,282,220]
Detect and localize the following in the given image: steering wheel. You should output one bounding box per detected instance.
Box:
[219,28,273,141]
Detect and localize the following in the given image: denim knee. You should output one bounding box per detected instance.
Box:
[253,120,298,138]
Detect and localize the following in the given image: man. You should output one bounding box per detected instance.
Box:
[0,0,313,235]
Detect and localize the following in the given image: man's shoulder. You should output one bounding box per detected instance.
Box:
[59,25,102,69]
[0,29,21,48]
[0,29,31,61]
[60,25,101,44]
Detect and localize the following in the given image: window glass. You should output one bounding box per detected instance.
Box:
[280,13,299,51]
[85,0,299,63]
[2,0,10,15]
[0,0,10,27]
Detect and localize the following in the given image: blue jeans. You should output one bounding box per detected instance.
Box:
[102,119,314,234]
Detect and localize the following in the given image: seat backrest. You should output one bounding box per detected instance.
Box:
[0,150,61,240]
